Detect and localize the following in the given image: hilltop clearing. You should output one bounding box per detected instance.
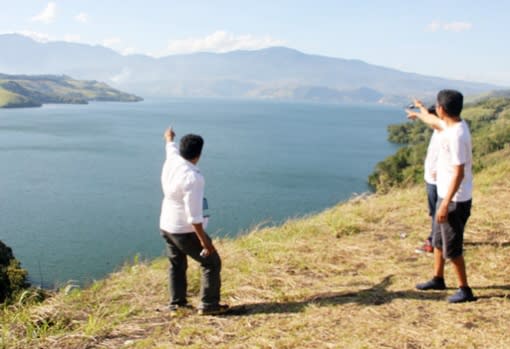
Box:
[1,146,509,348]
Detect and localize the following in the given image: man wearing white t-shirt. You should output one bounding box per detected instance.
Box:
[407,90,475,303]
[160,128,228,315]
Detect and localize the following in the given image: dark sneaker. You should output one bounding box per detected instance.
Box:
[167,303,194,315]
[448,287,476,303]
[198,304,229,316]
[415,241,434,254]
[416,277,446,290]
[169,303,193,311]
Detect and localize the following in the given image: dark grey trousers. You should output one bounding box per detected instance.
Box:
[426,182,438,242]
[432,199,472,259]
[160,230,222,308]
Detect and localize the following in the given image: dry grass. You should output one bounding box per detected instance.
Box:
[2,155,510,349]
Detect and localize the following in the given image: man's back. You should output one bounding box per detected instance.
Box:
[160,142,205,234]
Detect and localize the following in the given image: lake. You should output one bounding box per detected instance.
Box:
[0,99,404,286]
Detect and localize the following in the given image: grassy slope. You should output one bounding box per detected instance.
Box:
[2,150,510,349]
[0,75,142,108]
[0,85,29,108]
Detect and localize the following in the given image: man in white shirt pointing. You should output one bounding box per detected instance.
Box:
[160,127,228,315]
[407,90,475,303]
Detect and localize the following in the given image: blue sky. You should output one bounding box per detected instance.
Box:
[1,0,509,86]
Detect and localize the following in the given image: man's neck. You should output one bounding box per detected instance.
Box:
[443,115,462,126]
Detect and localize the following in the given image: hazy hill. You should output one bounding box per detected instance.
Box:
[0,34,504,104]
[465,89,510,104]
[0,73,142,108]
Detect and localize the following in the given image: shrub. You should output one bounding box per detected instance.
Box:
[0,240,29,303]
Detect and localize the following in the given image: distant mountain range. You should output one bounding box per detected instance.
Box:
[0,34,505,104]
[0,73,142,108]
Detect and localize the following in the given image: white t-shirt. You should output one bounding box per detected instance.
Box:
[436,120,473,202]
[160,142,206,234]
[424,129,441,185]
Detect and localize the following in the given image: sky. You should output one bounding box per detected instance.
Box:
[1,0,509,86]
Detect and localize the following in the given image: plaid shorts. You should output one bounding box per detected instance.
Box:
[432,199,472,259]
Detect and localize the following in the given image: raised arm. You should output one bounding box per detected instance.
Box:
[406,99,443,131]
[163,127,180,160]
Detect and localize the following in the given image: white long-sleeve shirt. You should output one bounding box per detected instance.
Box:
[160,142,205,234]
[424,129,441,185]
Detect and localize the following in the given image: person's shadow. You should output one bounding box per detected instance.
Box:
[224,275,510,315]
[470,284,510,300]
[464,241,510,248]
[224,275,451,316]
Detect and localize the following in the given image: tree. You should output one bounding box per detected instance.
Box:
[0,240,29,303]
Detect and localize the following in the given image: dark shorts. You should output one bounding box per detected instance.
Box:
[432,198,472,259]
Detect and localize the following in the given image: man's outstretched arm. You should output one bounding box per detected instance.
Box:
[406,99,443,131]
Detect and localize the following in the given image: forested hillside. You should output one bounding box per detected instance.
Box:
[369,97,510,192]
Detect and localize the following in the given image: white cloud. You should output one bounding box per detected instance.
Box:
[426,20,472,33]
[31,2,57,24]
[121,47,136,56]
[101,38,136,55]
[74,12,88,24]
[110,68,131,84]
[63,34,81,43]
[102,37,122,48]
[162,30,285,55]
[426,20,441,32]
[17,30,54,42]
[443,22,472,32]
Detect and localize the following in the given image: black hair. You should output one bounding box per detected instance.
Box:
[427,105,437,116]
[179,134,204,161]
[437,89,463,117]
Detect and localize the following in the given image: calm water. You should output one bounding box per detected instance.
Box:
[0,99,403,286]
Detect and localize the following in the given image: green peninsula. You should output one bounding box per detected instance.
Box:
[0,74,142,108]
